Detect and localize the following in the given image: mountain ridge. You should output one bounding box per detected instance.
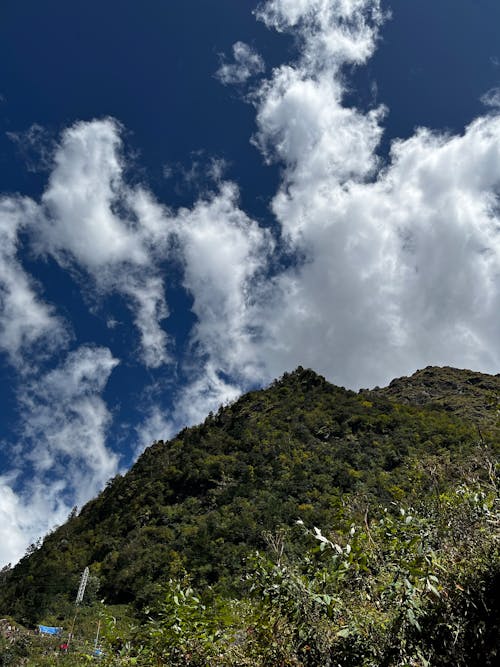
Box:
[372,365,500,426]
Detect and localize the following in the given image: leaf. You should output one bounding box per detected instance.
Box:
[426,582,440,598]
[336,627,351,638]
[407,608,421,631]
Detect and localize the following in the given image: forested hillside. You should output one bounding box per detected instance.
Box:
[1,366,499,666]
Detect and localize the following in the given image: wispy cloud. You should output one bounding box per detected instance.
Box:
[7,124,55,173]
[0,346,119,566]
[134,405,175,458]
[0,197,69,368]
[216,41,265,85]
[481,86,500,109]
[20,345,120,485]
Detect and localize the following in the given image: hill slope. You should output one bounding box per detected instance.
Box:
[1,366,499,626]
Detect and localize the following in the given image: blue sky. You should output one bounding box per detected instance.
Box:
[1,0,500,566]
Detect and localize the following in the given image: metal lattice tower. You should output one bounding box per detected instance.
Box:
[75,567,89,605]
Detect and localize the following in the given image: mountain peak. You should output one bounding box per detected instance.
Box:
[276,366,329,389]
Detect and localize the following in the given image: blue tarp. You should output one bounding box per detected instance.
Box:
[38,625,62,636]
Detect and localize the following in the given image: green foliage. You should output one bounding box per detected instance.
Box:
[0,635,30,667]
[87,475,499,666]
[134,579,236,665]
[239,478,500,667]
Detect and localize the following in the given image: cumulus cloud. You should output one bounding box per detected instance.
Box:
[33,118,172,367]
[254,69,384,190]
[216,41,265,85]
[253,117,500,388]
[244,0,500,388]
[116,0,500,412]
[178,0,500,392]
[178,182,272,381]
[256,0,384,70]
[39,120,144,268]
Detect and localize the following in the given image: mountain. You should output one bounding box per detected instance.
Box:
[1,366,498,631]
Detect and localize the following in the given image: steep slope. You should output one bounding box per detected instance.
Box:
[1,367,498,624]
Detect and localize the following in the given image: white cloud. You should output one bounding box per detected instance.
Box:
[130,183,273,435]
[122,275,170,368]
[0,476,70,567]
[20,345,120,488]
[253,118,500,388]
[176,0,500,394]
[121,0,500,422]
[254,69,384,194]
[134,405,175,458]
[246,0,500,388]
[216,41,265,85]
[0,345,120,565]
[0,197,68,367]
[256,0,384,70]
[39,119,143,269]
[0,481,32,567]
[33,118,173,368]
[177,182,272,382]
[481,87,500,109]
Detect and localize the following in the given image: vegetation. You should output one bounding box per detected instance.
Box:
[0,365,499,664]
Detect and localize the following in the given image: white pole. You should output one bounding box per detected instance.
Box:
[67,567,89,651]
[94,618,101,650]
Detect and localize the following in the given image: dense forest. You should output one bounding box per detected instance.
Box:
[0,366,499,665]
